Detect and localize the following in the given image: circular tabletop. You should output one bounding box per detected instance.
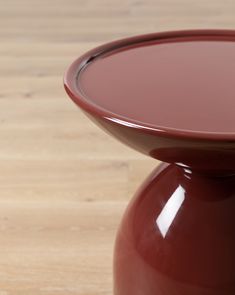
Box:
[65,30,235,140]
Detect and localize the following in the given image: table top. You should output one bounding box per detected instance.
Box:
[73,31,235,137]
[1,0,235,294]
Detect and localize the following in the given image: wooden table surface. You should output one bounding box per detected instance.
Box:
[1,0,235,294]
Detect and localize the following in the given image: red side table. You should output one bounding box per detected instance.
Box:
[64,30,235,295]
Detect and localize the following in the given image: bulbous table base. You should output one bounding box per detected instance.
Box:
[114,163,235,295]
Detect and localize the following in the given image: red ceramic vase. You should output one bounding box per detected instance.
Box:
[64,30,235,294]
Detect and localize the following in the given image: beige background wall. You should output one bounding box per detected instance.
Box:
[0,0,235,294]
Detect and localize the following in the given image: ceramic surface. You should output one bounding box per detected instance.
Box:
[64,30,235,294]
[114,163,235,295]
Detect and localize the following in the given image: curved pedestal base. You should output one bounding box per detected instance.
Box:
[114,163,235,295]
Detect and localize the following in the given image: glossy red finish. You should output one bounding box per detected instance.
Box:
[79,39,235,134]
[64,30,235,294]
[114,163,235,295]
[85,115,235,174]
[64,29,235,174]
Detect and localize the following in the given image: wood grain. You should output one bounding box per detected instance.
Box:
[0,0,234,293]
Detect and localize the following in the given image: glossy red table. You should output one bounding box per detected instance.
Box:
[64,30,235,294]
